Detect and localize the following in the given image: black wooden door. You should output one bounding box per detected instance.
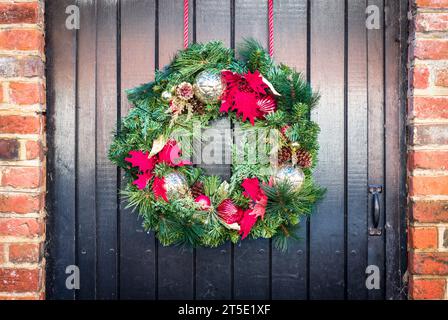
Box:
[46,0,407,300]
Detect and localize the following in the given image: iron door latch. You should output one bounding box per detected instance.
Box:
[369,184,383,236]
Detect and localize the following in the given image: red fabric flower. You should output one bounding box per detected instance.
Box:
[251,194,268,220]
[239,177,270,238]
[132,171,154,190]
[125,139,191,193]
[238,209,258,240]
[233,91,262,125]
[125,151,157,190]
[241,177,263,202]
[158,139,191,167]
[125,150,156,173]
[244,70,269,94]
[220,70,277,125]
[217,177,269,239]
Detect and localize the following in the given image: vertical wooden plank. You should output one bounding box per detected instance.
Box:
[384,0,406,300]
[96,0,119,299]
[271,0,309,300]
[157,0,195,300]
[45,0,77,300]
[196,0,231,45]
[233,0,270,300]
[194,0,232,300]
[309,0,345,299]
[119,0,157,299]
[195,0,232,181]
[77,0,97,300]
[346,0,368,300]
[367,0,385,300]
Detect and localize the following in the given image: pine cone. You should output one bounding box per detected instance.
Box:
[296,149,312,168]
[192,100,206,115]
[191,181,204,199]
[278,146,292,164]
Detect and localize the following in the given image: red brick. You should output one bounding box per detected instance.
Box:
[416,13,448,32]
[413,97,448,119]
[9,243,40,263]
[0,268,40,292]
[9,82,45,105]
[409,176,448,196]
[415,39,448,60]
[412,201,448,223]
[409,226,438,249]
[0,55,44,78]
[409,278,446,300]
[410,124,448,145]
[410,252,448,275]
[0,30,43,52]
[1,167,41,189]
[0,294,40,300]
[413,65,430,89]
[409,151,448,170]
[0,115,41,134]
[0,218,43,238]
[0,194,41,214]
[435,69,448,87]
[416,0,448,8]
[0,3,39,24]
[0,139,19,160]
[25,140,43,160]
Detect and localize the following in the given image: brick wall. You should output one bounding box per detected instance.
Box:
[408,0,448,300]
[0,0,45,300]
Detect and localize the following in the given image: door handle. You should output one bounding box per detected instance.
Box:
[369,185,383,236]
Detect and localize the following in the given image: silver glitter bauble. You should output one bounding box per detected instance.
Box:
[193,70,224,104]
[164,172,190,199]
[161,91,173,102]
[274,165,305,191]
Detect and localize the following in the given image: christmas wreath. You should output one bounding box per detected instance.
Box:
[109,40,324,250]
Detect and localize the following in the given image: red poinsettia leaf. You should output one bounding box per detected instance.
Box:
[220,71,242,113]
[221,70,242,88]
[251,194,268,220]
[157,140,192,167]
[125,150,156,173]
[244,70,269,94]
[132,171,154,190]
[241,177,262,202]
[220,91,235,113]
[241,178,269,220]
[238,209,259,240]
[231,91,260,125]
[220,70,276,125]
[152,176,168,202]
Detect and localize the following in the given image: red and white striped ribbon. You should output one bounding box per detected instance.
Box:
[268,0,274,57]
[183,0,189,48]
[183,0,274,56]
